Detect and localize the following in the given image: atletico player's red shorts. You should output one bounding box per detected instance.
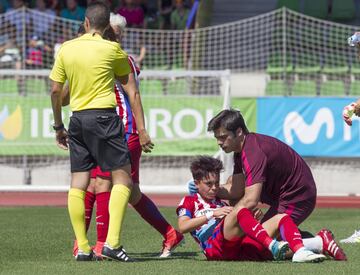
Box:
[204,220,273,261]
[90,134,142,184]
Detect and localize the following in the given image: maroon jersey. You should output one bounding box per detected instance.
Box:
[233,133,316,205]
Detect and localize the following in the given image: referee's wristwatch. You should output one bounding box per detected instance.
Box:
[53,123,64,131]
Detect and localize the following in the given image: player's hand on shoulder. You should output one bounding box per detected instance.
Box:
[138,129,154,153]
[56,128,68,150]
[213,206,233,218]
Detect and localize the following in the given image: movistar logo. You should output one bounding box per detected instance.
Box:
[283,108,334,145]
[0,105,23,140]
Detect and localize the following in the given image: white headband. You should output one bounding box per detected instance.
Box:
[110,13,127,30]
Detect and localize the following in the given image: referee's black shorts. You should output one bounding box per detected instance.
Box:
[68,108,130,173]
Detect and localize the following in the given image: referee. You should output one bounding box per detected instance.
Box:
[50,1,152,262]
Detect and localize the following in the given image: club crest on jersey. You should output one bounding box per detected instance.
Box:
[178,208,187,217]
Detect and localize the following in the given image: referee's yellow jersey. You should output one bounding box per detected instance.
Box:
[50,33,131,111]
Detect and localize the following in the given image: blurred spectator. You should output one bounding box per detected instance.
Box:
[0,34,22,94]
[0,36,21,69]
[52,19,74,59]
[48,0,60,15]
[116,0,144,28]
[30,0,56,37]
[25,35,51,68]
[0,0,10,13]
[86,0,111,8]
[170,0,189,30]
[60,0,85,21]
[158,0,172,29]
[143,0,160,29]
[4,0,30,45]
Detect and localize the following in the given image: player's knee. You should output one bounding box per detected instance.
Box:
[111,165,133,188]
[94,177,111,193]
[272,213,288,225]
[276,213,288,220]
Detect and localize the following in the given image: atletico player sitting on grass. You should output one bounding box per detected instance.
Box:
[66,15,183,259]
[178,156,347,262]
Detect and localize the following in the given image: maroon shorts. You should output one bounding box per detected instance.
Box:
[204,220,272,261]
[90,134,142,183]
[262,196,316,226]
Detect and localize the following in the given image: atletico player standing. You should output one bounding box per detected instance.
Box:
[71,14,184,259]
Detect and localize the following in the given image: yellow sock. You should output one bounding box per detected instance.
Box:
[106,184,131,248]
[68,188,91,253]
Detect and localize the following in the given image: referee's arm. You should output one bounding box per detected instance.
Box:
[50,48,66,127]
[51,81,64,127]
[49,50,68,150]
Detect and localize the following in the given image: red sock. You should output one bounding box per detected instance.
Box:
[236,208,273,248]
[133,193,173,237]
[95,192,110,242]
[84,191,95,232]
[279,215,304,252]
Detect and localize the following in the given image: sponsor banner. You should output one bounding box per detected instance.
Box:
[257,97,360,157]
[0,96,71,156]
[0,96,256,156]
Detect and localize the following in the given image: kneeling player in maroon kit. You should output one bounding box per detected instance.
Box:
[178,156,346,262]
[202,109,347,261]
[207,109,317,226]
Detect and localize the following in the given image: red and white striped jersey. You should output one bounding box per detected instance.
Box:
[176,193,227,249]
[114,56,140,137]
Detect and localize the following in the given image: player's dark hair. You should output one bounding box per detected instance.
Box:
[103,26,117,42]
[85,1,110,31]
[190,156,223,181]
[77,24,85,35]
[207,109,249,135]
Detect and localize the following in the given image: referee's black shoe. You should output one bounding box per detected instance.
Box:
[101,244,135,262]
[75,250,95,261]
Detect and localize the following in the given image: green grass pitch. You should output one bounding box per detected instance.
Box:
[0,207,359,274]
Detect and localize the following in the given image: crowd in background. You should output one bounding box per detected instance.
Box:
[0,0,195,70]
[0,0,194,30]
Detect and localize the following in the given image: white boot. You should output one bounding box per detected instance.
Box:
[292,247,326,263]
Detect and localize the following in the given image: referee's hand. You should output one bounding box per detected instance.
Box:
[138,129,154,153]
[55,128,69,150]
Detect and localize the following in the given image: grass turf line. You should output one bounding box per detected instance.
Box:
[0,207,359,274]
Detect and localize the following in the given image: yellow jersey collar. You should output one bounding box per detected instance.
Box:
[80,33,103,40]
